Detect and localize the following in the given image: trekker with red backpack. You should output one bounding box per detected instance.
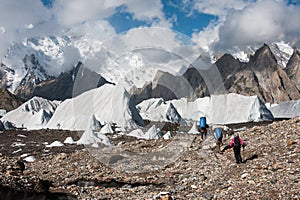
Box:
[221,134,246,164]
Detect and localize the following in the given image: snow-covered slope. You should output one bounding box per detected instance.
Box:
[229,41,294,67]
[46,84,144,131]
[269,100,300,118]
[1,96,60,129]
[1,35,190,94]
[270,41,294,68]
[2,37,69,92]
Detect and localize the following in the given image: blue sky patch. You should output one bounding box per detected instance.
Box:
[162,0,218,36]
[107,6,153,34]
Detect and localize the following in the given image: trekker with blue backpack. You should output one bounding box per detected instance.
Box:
[222,134,246,164]
[198,117,208,139]
[214,128,223,153]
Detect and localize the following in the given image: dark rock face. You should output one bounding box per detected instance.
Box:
[133,44,300,104]
[285,49,300,90]
[0,89,23,111]
[131,70,194,104]
[244,44,300,103]
[29,62,113,101]
[32,71,74,100]
[0,54,112,101]
[191,44,300,103]
[182,67,209,98]
[215,53,243,80]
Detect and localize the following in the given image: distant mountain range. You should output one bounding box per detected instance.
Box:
[132,44,300,104]
[0,35,299,107]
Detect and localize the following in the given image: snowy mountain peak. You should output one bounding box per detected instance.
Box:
[229,41,294,68]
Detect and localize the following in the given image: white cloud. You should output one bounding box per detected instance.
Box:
[192,21,220,52]
[214,0,300,51]
[60,45,82,73]
[81,27,198,66]
[193,0,254,16]
[123,0,164,22]
[192,0,300,52]
[69,20,116,40]
[119,27,181,52]
[52,0,167,27]
[0,0,51,57]
[52,0,116,26]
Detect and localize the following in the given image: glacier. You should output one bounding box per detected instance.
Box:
[46,84,145,131]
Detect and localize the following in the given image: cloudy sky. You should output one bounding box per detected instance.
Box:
[0,0,300,65]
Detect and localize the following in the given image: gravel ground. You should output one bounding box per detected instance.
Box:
[0,118,299,199]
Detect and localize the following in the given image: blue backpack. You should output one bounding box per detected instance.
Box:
[199,117,207,128]
[215,128,223,140]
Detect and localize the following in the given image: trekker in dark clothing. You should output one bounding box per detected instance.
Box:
[199,127,208,140]
[198,117,209,140]
[222,135,246,164]
[213,128,223,153]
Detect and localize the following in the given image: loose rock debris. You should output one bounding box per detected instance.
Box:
[0,118,299,199]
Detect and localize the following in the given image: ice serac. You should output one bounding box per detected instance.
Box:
[128,129,145,139]
[170,97,209,121]
[144,125,163,139]
[141,93,274,124]
[46,84,144,131]
[127,125,162,140]
[188,121,200,134]
[1,96,59,129]
[77,114,112,146]
[0,109,6,117]
[137,98,185,124]
[99,123,114,134]
[163,131,172,140]
[269,100,300,119]
[207,93,274,124]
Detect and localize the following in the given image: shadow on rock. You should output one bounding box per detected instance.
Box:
[243,154,258,163]
[0,185,76,200]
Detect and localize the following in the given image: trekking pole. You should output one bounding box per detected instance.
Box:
[242,146,245,162]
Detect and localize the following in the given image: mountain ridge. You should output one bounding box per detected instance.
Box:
[132,44,300,104]
[0,37,299,103]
